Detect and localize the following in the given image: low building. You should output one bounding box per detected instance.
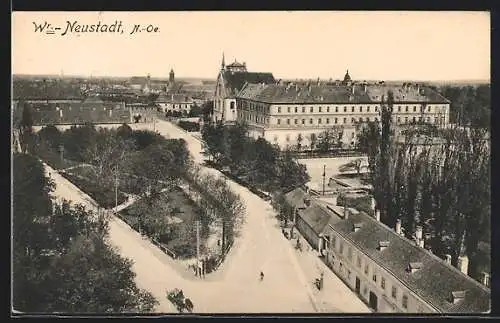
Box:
[156,93,194,114]
[282,187,490,313]
[236,71,451,149]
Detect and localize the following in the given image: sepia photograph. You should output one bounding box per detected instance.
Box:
[11,11,491,315]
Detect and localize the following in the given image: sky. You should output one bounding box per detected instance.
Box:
[12,11,490,81]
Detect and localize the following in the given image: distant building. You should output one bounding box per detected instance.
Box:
[236,72,451,149]
[284,187,490,313]
[156,93,194,114]
[213,53,275,123]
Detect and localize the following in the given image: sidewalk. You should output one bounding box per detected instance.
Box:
[286,230,371,313]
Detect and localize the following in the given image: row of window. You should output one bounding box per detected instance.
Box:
[333,236,409,310]
[275,116,445,126]
[275,105,447,114]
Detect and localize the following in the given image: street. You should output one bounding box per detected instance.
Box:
[44,119,370,313]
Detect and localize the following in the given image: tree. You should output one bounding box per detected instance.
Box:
[201,122,225,164]
[317,130,334,153]
[277,149,310,191]
[296,134,303,152]
[247,137,279,191]
[37,125,62,150]
[19,102,34,153]
[201,101,214,121]
[62,124,98,162]
[117,123,133,139]
[309,133,317,151]
[188,104,202,117]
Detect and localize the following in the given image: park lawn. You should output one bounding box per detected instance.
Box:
[60,171,128,209]
[36,149,81,170]
[119,186,209,259]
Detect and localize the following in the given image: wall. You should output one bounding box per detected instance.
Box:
[296,216,319,250]
[326,229,436,313]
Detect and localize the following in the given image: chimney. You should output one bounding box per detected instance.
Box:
[295,84,299,92]
[415,226,423,240]
[364,84,367,92]
[457,255,469,275]
[378,240,389,251]
[52,200,56,216]
[343,206,349,220]
[444,254,452,265]
[418,239,424,248]
[395,219,402,235]
[481,272,490,287]
[375,209,380,222]
[371,197,376,211]
[451,291,466,304]
[303,197,311,207]
[352,85,355,94]
[353,223,362,232]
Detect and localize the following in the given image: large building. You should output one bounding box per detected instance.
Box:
[284,187,490,313]
[213,54,275,123]
[236,70,451,149]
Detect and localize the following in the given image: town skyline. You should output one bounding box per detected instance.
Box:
[13,11,490,81]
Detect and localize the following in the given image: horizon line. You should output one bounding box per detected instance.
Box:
[12,73,491,84]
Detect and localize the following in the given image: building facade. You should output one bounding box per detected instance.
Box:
[236,71,451,149]
[156,93,195,114]
[283,187,490,313]
[213,54,275,123]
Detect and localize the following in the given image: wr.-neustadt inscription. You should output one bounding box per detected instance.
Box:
[33,21,160,36]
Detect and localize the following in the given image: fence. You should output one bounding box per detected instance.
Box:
[292,149,365,159]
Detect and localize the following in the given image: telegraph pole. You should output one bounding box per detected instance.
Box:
[196,220,201,277]
[322,164,326,196]
[114,170,118,211]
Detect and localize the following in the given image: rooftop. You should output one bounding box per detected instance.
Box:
[223,71,276,96]
[156,93,193,103]
[237,83,451,105]
[284,187,490,313]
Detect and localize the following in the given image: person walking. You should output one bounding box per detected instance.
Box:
[260,271,264,281]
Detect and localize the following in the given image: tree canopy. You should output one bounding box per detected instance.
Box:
[13,153,158,313]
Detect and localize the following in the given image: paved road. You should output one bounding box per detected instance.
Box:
[44,119,370,313]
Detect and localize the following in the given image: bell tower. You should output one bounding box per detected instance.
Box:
[169,68,175,84]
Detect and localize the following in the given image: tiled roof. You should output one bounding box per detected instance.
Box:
[283,187,490,313]
[223,71,275,96]
[156,93,193,103]
[237,83,450,104]
[298,203,332,236]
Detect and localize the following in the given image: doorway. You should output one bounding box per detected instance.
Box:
[355,277,361,295]
[369,291,378,311]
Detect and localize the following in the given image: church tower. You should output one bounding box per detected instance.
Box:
[342,70,352,86]
[221,52,225,69]
[342,69,352,86]
[169,68,175,84]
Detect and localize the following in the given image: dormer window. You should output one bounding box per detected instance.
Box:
[353,223,363,232]
[407,262,423,273]
[378,241,390,251]
[451,291,466,304]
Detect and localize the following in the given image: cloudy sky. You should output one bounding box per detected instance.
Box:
[12,11,490,81]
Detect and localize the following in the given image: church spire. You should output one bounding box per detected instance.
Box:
[221,52,225,69]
